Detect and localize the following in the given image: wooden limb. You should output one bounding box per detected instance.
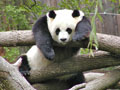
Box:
[0,31,89,47]
[84,72,120,89]
[97,33,120,55]
[79,69,120,90]
[0,56,35,90]
[0,31,34,46]
[0,31,120,55]
[26,51,120,83]
[84,72,104,82]
[32,81,69,90]
[32,70,120,90]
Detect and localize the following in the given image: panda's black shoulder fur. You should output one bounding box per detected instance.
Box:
[32,16,48,33]
[32,15,55,60]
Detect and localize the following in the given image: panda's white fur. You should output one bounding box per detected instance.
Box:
[26,45,51,70]
[46,9,84,44]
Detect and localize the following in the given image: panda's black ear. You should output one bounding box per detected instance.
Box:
[72,10,80,17]
[49,10,56,19]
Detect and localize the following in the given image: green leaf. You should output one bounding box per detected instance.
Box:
[97,13,103,22]
[98,0,103,10]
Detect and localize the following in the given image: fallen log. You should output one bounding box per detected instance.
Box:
[79,69,120,90]
[97,33,120,55]
[24,51,120,83]
[0,31,120,55]
[0,30,88,48]
[0,56,35,90]
[0,31,34,46]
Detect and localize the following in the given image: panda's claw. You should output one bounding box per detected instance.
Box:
[20,70,30,77]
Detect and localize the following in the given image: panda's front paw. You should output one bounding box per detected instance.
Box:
[72,34,85,41]
[39,44,55,60]
[20,70,30,77]
[45,52,55,60]
[43,48,55,60]
[73,32,90,42]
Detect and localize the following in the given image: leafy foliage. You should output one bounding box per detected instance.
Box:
[3,47,20,62]
[59,0,100,15]
[3,5,30,30]
[20,0,57,19]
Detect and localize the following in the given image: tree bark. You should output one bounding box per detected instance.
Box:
[0,56,35,90]
[26,51,120,83]
[0,31,120,55]
[0,30,89,47]
[1,51,120,90]
[68,69,120,90]
[80,69,120,90]
[97,33,120,55]
[0,31,34,46]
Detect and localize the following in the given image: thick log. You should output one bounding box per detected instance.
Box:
[84,72,104,82]
[80,69,120,90]
[0,31,120,55]
[0,30,89,47]
[26,51,120,83]
[0,31,34,46]
[0,56,35,90]
[1,52,120,90]
[97,33,120,55]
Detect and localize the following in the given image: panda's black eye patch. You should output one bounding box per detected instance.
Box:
[56,28,60,35]
[66,28,72,34]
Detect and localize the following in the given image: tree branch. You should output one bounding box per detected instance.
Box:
[26,51,120,83]
[0,31,34,46]
[0,31,120,55]
[0,30,89,47]
[0,56,35,90]
[79,69,120,90]
[97,33,120,55]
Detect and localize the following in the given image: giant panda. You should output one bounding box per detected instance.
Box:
[15,9,91,89]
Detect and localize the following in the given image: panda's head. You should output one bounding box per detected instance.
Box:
[47,9,84,45]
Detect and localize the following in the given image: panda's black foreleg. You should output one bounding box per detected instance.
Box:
[66,72,85,88]
[38,44,55,60]
[32,16,55,60]
[18,55,31,77]
[72,16,91,41]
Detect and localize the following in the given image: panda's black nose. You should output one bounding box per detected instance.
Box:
[60,38,67,42]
